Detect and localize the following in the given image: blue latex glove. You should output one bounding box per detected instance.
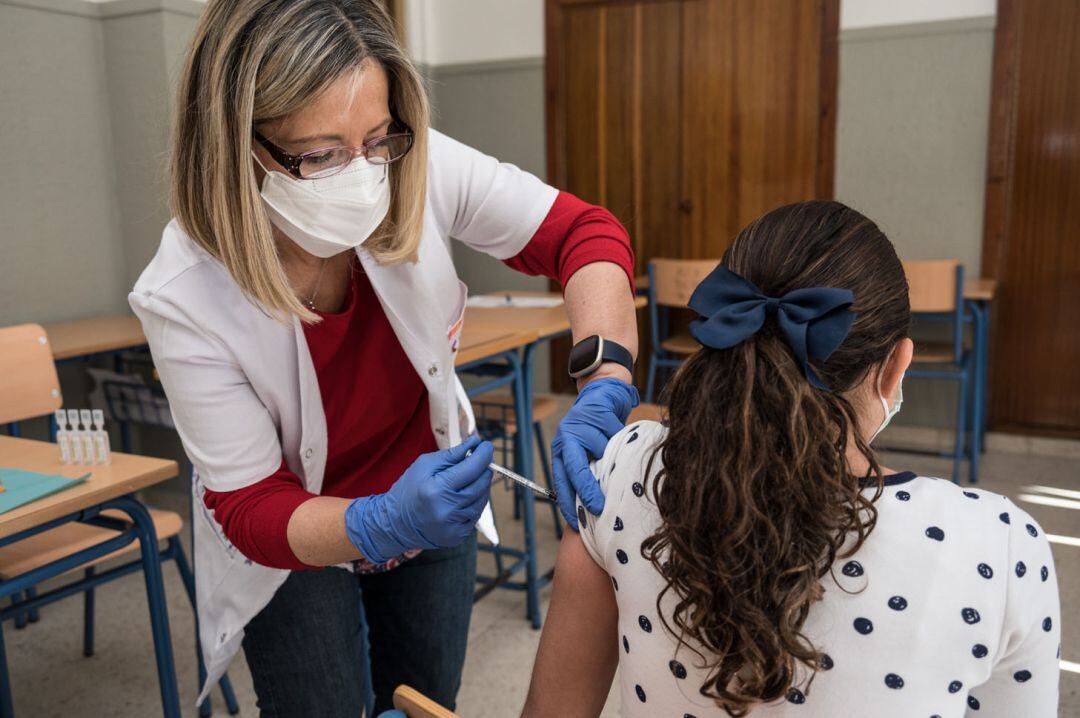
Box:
[345,434,494,564]
[551,378,639,530]
[375,712,407,718]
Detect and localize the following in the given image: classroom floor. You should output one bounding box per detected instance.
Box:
[3,404,1078,717]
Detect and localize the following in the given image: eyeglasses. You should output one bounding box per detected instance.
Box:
[253,123,414,180]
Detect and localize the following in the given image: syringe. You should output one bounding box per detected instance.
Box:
[467,448,556,502]
[488,462,557,503]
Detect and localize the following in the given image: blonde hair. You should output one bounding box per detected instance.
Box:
[171,0,429,322]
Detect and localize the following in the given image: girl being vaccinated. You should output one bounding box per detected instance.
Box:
[523,200,1060,718]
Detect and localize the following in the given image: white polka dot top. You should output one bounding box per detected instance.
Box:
[576,421,1061,717]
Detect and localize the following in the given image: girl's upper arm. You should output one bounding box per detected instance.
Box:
[967,503,1061,716]
[522,422,661,718]
[522,531,619,718]
[426,129,558,259]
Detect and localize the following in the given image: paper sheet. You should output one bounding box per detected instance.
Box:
[466,294,564,309]
[0,468,89,515]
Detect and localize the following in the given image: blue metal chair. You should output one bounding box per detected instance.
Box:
[472,392,561,538]
[0,325,235,715]
[102,379,239,716]
[458,354,549,628]
[891,260,977,483]
[0,513,240,716]
[645,258,719,402]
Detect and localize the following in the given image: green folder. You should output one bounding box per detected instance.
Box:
[0,468,90,515]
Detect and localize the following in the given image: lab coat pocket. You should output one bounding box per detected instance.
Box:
[446,280,468,355]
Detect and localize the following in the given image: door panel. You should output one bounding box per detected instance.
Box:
[680,0,833,258]
[546,0,837,393]
[983,0,1080,434]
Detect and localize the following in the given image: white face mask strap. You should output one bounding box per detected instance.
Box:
[873,345,903,439]
[876,355,892,425]
[251,150,270,173]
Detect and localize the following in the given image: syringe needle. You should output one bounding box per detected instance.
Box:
[488,462,557,502]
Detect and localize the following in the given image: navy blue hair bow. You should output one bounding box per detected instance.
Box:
[688,265,856,390]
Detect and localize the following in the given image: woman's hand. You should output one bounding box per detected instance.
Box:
[551,378,639,530]
[344,435,493,564]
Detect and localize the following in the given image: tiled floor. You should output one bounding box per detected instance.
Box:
[3,409,1077,717]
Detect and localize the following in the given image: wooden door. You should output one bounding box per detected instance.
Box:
[546,0,838,392]
[982,0,1080,436]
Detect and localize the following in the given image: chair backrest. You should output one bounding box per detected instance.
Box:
[648,258,720,307]
[628,402,665,424]
[0,324,62,425]
[392,685,460,718]
[902,259,966,361]
[903,259,961,313]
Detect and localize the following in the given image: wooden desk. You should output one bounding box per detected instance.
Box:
[0,436,176,539]
[635,274,999,302]
[0,436,183,715]
[456,325,538,367]
[466,291,648,341]
[44,315,146,361]
[964,278,998,302]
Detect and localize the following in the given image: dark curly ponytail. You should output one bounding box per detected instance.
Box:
[641,200,910,715]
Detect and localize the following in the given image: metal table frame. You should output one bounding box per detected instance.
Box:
[0,495,180,717]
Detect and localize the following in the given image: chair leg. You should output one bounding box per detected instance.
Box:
[102,497,180,717]
[0,620,13,718]
[11,593,25,630]
[503,430,522,521]
[968,356,981,484]
[512,483,523,520]
[534,422,562,540]
[10,588,38,629]
[172,538,240,716]
[645,354,658,404]
[953,371,969,485]
[83,568,95,657]
[657,363,676,402]
[24,588,38,624]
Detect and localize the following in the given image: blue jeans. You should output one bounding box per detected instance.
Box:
[241,534,477,717]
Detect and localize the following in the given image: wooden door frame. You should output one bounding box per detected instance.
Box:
[979,0,1080,436]
[981,0,1019,280]
[817,0,840,198]
[980,0,1015,430]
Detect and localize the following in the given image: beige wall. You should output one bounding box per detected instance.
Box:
[423,58,553,390]
[835,17,995,274]
[0,0,126,325]
[834,16,996,428]
[425,58,548,297]
[0,0,202,327]
[0,0,201,458]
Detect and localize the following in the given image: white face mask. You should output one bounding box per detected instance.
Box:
[872,359,904,441]
[253,153,391,259]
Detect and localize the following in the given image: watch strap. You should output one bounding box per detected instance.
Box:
[599,339,634,377]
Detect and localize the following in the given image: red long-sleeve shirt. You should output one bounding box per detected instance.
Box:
[203,192,634,570]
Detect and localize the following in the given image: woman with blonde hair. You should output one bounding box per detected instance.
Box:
[131,1,640,714]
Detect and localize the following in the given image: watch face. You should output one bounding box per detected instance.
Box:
[568,334,602,376]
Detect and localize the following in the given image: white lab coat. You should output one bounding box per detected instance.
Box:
[129,129,558,703]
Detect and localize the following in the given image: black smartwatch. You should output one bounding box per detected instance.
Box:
[567,335,634,379]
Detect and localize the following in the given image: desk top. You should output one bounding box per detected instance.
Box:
[466,292,648,340]
[0,436,177,539]
[456,325,539,366]
[635,275,999,302]
[964,278,998,302]
[44,315,146,360]
[41,292,649,367]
